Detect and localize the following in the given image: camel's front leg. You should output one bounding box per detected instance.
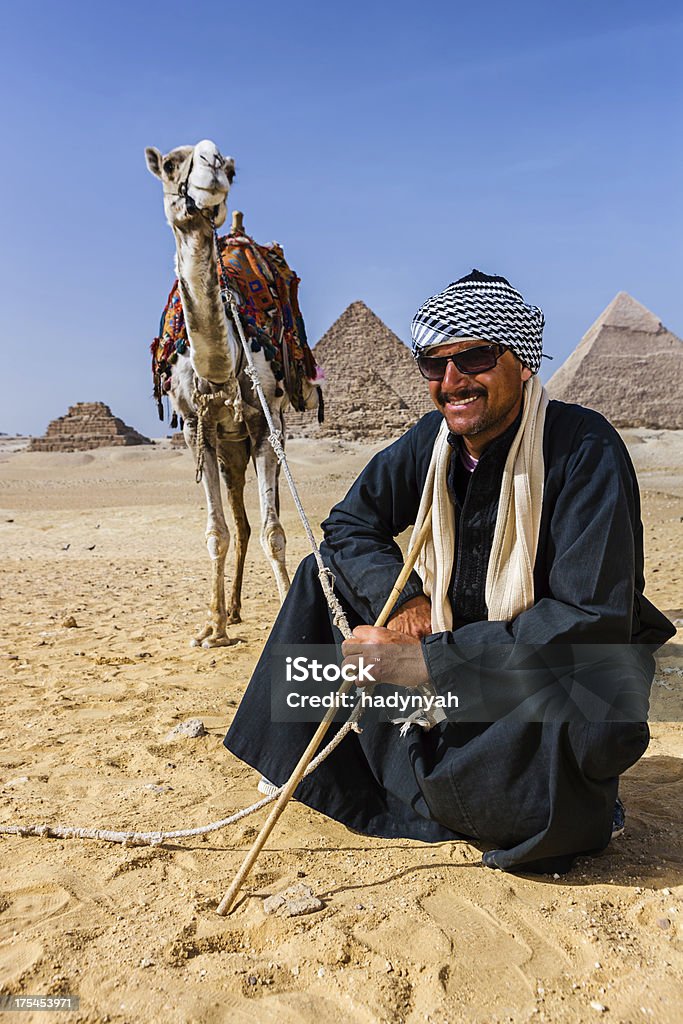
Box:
[186,428,232,648]
[253,439,290,603]
[218,440,251,625]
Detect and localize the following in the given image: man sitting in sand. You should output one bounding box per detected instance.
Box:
[224,270,674,875]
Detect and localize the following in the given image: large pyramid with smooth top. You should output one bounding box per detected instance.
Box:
[546,293,683,428]
[289,301,433,440]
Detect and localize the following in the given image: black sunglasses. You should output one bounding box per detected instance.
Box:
[417,343,506,381]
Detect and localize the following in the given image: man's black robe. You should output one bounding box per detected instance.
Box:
[224,400,674,874]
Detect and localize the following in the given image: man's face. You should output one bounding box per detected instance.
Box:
[427,340,532,450]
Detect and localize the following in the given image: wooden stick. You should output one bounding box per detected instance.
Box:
[216,512,433,915]
[231,210,244,234]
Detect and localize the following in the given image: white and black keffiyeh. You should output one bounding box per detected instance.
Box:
[411,270,545,374]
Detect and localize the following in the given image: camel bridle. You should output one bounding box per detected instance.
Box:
[173,150,226,221]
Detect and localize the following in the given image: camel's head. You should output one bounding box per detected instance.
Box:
[145,140,235,230]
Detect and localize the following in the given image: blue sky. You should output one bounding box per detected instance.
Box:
[1,0,681,437]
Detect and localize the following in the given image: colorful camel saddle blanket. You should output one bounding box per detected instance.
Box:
[151,231,319,420]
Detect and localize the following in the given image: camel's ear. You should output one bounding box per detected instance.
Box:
[224,157,236,185]
[145,147,163,178]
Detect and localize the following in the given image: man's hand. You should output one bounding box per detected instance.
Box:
[341,625,429,689]
[387,595,433,640]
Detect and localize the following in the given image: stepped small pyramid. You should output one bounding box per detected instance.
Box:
[546,293,683,428]
[29,402,151,452]
[289,301,433,440]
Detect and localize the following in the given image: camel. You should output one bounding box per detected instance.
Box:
[145,139,320,647]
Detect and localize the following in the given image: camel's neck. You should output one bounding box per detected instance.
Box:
[173,226,236,384]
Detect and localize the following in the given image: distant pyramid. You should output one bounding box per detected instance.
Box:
[289,301,433,440]
[546,293,683,428]
[29,402,151,452]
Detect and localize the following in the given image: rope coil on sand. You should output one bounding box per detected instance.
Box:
[0,707,362,847]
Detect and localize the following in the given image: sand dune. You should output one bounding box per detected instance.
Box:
[0,432,681,1023]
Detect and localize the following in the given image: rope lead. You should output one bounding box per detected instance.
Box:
[0,217,362,848]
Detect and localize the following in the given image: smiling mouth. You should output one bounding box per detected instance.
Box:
[443,394,483,408]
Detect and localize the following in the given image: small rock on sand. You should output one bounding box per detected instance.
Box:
[61,615,78,628]
[263,882,324,918]
[165,718,207,741]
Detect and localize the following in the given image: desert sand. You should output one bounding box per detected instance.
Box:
[0,430,681,1023]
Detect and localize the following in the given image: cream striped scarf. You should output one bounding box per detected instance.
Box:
[407,375,548,629]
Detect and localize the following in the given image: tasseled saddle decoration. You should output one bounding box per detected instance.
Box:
[150,232,321,421]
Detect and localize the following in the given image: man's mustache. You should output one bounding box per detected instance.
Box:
[437,387,486,405]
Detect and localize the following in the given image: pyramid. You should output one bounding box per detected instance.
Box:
[288,301,433,440]
[29,402,152,452]
[546,293,683,428]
